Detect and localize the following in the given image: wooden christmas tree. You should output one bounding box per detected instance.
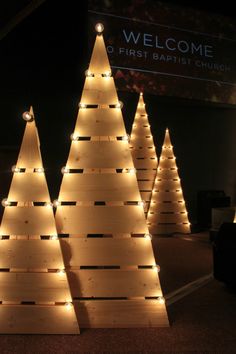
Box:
[130,92,158,216]
[147,128,190,235]
[0,108,79,334]
[55,24,169,328]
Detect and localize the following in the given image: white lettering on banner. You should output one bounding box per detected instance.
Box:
[122,30,214,58]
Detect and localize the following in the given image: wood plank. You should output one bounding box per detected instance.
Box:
[74,108,126,136]
[138,180,154,190]
[130,138,153,147]
[69,270,162,298]
[67,141,134,168]
[81,77,117,104]
[148,213,189,223]
[59,173,140,201]
[149,202,187,212]
[0,306,79,334]
[0,240,64,269]
[8,173,50,202]
[136,170,157,179]
[149,224,190,234]
[0,273,72,302]
[151,191,184,202]
[76,300,169,328]
[16,120,43,169]
[0,207,57,235]
[56,206,148,234]
[133,159,157,169]
[60,238,155,267]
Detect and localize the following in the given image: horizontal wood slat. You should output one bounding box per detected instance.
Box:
[59,174,141,201]
[8,173,50,202]
[0,273,72,302]
[74,109,126,136]
[0,306,79,334]
[81,77,117,104]
[0,240,64,269]
[0,207,57,235]
[68,269,162,298]
[60,238,155,267]
[148,224,190,234]
[76,300,169,328]
[67,141,134,169]
[56,206,148,234]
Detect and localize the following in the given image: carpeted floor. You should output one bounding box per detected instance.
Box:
[1,232,236,354]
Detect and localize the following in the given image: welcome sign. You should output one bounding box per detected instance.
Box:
[89,1,236,105]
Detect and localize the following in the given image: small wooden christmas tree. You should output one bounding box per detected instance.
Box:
[147,128,190,235]
[130,92,158,216]
[0,107,79,334]
[55,24,168,328]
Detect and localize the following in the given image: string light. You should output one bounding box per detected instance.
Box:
[57,269,65,276]
[50,235,58,240]
[65,301,73,310]
[95,23,104,33]
[35,167,44,173]
[1,198,11,207]
[115,101,123,109]
[103,71,111,77]
[121,135,129,141]
[22,111,33,122]
[79,103,87,109]
[70,133,79,141]
[44,202,53,208]
[11,165,21,173]
[152,265,161,272]
[144,233,152,240]
[127,168,136,174]
[157,296,165,304]
[53,199,61,207]
[138,200,146,208]
[85,70,94,77]
[61,167,70,174]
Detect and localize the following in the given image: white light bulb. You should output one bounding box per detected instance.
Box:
[121,135,129,141]
[50,235,58,240]
[57,269,65,276]
[35,167,44,173]
[115,101,123,109]
[1,198,11,207]
[12,165,21,173]
[128,168,136,174]
[85,70,94,77]
[65,301,73,310]
[70,133,79,141]
[61,166,70,174]
[44,202,53,208]
[138,200,146,208]
[95,23,104,33]
[158,296,165,305]
[152,265,161,272]
[53,199,61,207]
[22,111,33,122]
[103,71,111,77]
[79,103,87,109]
[144,233,152,240]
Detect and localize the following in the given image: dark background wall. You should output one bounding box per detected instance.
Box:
[0,0,235,224]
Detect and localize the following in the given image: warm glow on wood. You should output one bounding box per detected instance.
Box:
[147,128,190,235]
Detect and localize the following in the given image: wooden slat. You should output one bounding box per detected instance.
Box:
[152,191,184,201]
[149,224,190,234]
[0,240,64,269]
[0,207,57,235]
[148,213,189,223]
[76,300,169,328]
[59,174,141,201]
[139,191,152,201]
[0,273,72,302]
[130,138,153,147]
[87,34,111,74]
[138,180,154,190]
[155,180,182,190]
[136,170,156,179]
[68,270,162,298]
[0,306,79,334]
[60,238,155,267]
[8,173,50,202]
[67,141,134,168]
[81,77,117,104]
[56,206,148,234]
[159,159,177,168]
[74,109,126,136]
[149,202,187,212]
[133,159,157,169]
[16,120,43,168]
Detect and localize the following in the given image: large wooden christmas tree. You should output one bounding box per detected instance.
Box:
[0,108,79,334]
[55,24,169,328]
[130,92,158,216]
[147,128,190,235]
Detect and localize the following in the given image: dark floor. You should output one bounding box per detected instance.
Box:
[1,232,236,354]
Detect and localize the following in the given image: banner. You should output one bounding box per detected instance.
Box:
[89,1,236,105]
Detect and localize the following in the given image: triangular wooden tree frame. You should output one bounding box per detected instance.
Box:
[0,107,79,334]
[130,92,158,216]
[147,128,191,235]
[55,26,169,328]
